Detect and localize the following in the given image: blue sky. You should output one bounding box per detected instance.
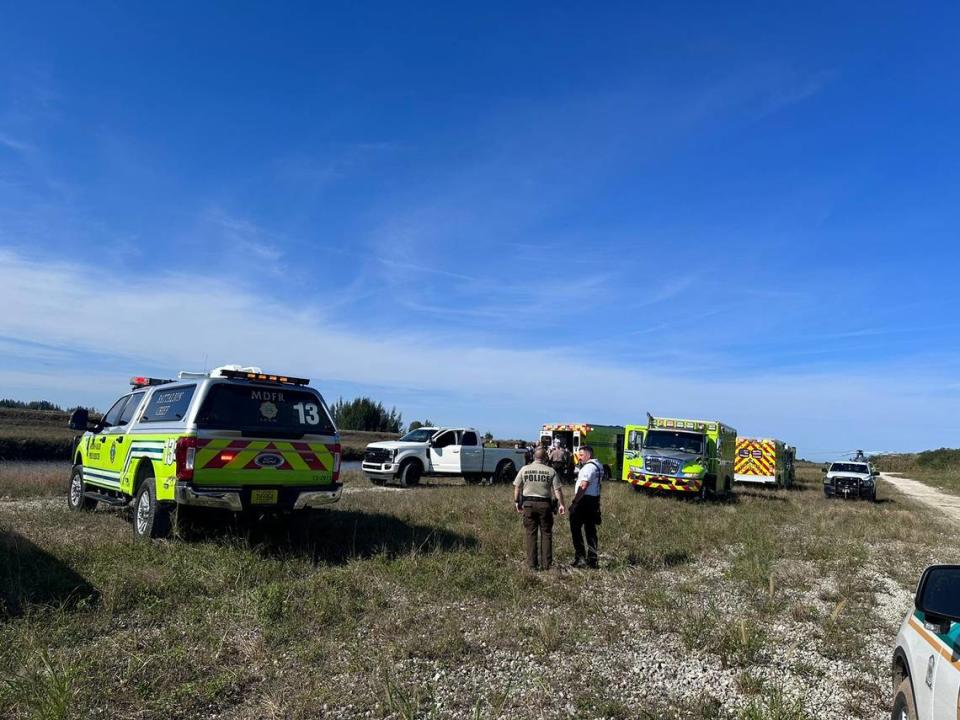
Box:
[2,2,959,458]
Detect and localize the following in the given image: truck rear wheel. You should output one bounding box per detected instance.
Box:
[399,460,422,487]
[494,461,517,485]
[132,476,171,540]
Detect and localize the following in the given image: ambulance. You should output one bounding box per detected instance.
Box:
[622,416,736,498]
[538,423,625,481]
[734,437,796,488]
[67,365,342,539]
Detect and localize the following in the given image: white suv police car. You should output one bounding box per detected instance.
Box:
[891,565,960,719]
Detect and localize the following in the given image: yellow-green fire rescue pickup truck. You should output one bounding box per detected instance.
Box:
[67,365,342,539]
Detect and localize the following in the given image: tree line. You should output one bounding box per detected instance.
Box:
[0,399,65,411]
[330,397,404,434]
[3,395,500,441]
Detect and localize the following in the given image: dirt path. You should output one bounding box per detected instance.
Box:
[881,472,960,522]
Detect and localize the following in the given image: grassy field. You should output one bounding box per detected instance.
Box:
[0,407,397,461]
[0,463,955,719]
[874,449,960,495]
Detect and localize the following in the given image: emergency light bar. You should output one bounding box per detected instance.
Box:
[130,376,174,389]
[543,423,594,433]
[216,369,310,385]
[649,417,718,432]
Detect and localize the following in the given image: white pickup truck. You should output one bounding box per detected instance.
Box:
[362,426,527,486]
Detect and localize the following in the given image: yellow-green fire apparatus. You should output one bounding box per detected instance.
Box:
[67,365,342,539]
[622,416,736,498]
[734,437,795,488]
[539,423,625,481]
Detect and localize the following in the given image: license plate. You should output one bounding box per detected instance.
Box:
[250,489,278,505]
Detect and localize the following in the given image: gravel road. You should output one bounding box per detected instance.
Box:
[880,472,960,523]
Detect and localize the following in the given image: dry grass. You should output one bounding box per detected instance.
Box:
[0,465,955,719]
[0,462,69,499]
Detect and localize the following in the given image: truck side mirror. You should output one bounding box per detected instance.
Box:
[821,467,827,473]
[68,407,89,431]
[916,565,960,633]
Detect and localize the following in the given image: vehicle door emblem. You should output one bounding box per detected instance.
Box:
[110,443,117,463]
[926,654,936,688]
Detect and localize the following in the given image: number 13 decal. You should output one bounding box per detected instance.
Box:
[293,402,320,425]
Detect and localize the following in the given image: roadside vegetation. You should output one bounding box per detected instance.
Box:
[1,463,955,719]
[330,396,404,434]
[873,448,960,495]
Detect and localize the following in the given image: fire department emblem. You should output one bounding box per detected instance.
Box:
[109,442,117,463]
[260,401,278,420]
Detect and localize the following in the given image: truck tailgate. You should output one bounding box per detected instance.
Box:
[193,437,339,488]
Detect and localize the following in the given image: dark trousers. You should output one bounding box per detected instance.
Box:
[570,496,599,566]
[521,499,554,570]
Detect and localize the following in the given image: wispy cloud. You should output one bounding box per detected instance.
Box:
[2,246,959,457]
[205,208,285,270]
[0,132,32,154]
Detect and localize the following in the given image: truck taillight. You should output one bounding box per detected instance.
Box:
[330,443,342,483]
[175,437,198,481]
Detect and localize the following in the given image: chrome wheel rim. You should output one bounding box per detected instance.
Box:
[136,491,151,534]
[70,474,82,505]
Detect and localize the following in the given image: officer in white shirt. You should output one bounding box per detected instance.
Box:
[569,445,602,568]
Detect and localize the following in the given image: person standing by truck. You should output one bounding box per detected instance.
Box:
[569,445,602,568]
[548,440,569,480]
[512,447,566,570]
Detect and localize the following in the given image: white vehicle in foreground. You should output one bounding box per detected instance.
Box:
[891,564,960,719]
[362,427,526,486]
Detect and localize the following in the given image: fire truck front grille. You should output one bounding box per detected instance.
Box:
[644,456,681,475]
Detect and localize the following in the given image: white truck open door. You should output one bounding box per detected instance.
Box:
[429,429,462,474]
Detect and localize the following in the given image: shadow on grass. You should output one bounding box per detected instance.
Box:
[629,486,741,504]
[733,489,790,503]
[0,530,98,616]
[624,549,692,570]
[177,508,478,565]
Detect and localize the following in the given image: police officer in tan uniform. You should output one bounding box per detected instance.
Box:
[513,447,566,570]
